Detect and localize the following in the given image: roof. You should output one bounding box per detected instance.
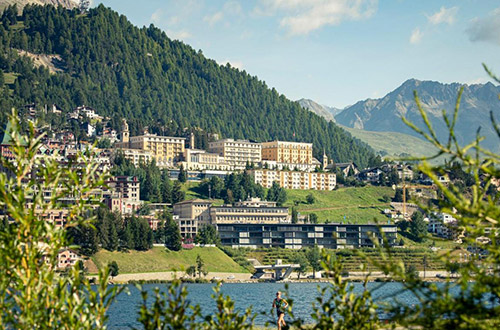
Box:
[1,121,27,146]
[174,199,213,205]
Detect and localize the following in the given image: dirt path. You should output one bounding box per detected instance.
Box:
[111,271,252,283]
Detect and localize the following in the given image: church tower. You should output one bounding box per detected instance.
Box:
[190,132,195,149]
[121,119,129,144]
[322,149,328,170]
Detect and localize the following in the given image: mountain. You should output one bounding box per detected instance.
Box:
[335,79,500,153]
[0,0,77,12]
[297,98,343,122]
[0,4,378,168]
[340,126,437,159]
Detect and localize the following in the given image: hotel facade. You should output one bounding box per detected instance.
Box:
[249,169,336,191]
[208,139,261,169]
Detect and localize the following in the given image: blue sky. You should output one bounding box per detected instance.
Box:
[95,0,500,108]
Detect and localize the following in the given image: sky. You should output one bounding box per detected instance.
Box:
[94,0,500,109]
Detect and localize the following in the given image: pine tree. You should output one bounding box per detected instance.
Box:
[410,211,427,242]
[164,214,182,251]
[177,164,187,183]
[172,181,185,204]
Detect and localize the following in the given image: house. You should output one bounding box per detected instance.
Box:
[326,162,359,176]
[57,249,81,269]
[81,122,95,137]
[357,167,383,183]
[428,212,458,239]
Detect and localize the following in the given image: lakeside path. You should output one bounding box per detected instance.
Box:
[111,271,252,283]
[108,270,451,283]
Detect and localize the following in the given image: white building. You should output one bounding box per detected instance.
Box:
[208,139,261,169]
[249,169,336,191]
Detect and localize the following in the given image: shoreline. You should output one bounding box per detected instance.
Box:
[90,270,453,284]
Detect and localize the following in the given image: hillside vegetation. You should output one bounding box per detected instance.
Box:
[91,246,248,274]
[0,4,377,167]
[341,126,437,158]
[285,185,394,224]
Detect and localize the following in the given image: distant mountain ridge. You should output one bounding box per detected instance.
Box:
[335,79,500,152]
[297,98,343,122]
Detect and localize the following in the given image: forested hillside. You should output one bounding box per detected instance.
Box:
[0,4,377,167]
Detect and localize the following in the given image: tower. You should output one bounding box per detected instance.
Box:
[322,149,328,170]
[121,119,129,144]
[190,132,195,149]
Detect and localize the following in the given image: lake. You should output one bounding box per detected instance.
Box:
[107,282,423,329]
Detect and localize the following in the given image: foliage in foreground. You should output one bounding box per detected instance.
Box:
[0,110,123,328]
[1,65,500,329]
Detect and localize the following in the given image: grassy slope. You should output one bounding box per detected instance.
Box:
[91,246,248,274]
[184,182,395,224]
[284,185,395,224]
[182,181,224,206]
[341,126,436,158]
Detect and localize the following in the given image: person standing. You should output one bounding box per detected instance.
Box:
[272,291,288,330]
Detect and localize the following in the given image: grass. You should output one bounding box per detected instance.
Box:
[285,185,395,224]
[341,126,437,158]
[183,181,396,223]
[183,181,224,205]
[245,247,448,272]
[3,72,18,85]
[91,246,249,274]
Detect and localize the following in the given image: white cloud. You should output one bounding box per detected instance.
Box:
[427,6,458,25]
[410,27,423,44]
[151,9,163,24]
[218,59,243,70]
[165,30,192,40]
[204,12,224,26]
[255,0,378,36]
[466,7,500,46]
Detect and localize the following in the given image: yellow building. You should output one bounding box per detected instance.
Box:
[127,134,185,167]
[115,120,185,167]
[261,141,313,165]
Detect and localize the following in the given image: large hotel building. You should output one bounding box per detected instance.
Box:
[261,140,313,164]
[171,198,397,250]
[116,120,185,167]
[249,169,336,191]
[208,139,261,169]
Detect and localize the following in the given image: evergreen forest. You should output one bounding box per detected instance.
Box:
[0,4,377,167]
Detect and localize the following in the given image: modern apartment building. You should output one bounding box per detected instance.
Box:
[208,139,261,169]
[261,141,313,164]
[249,169,336,191]
[217,223,398,249]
